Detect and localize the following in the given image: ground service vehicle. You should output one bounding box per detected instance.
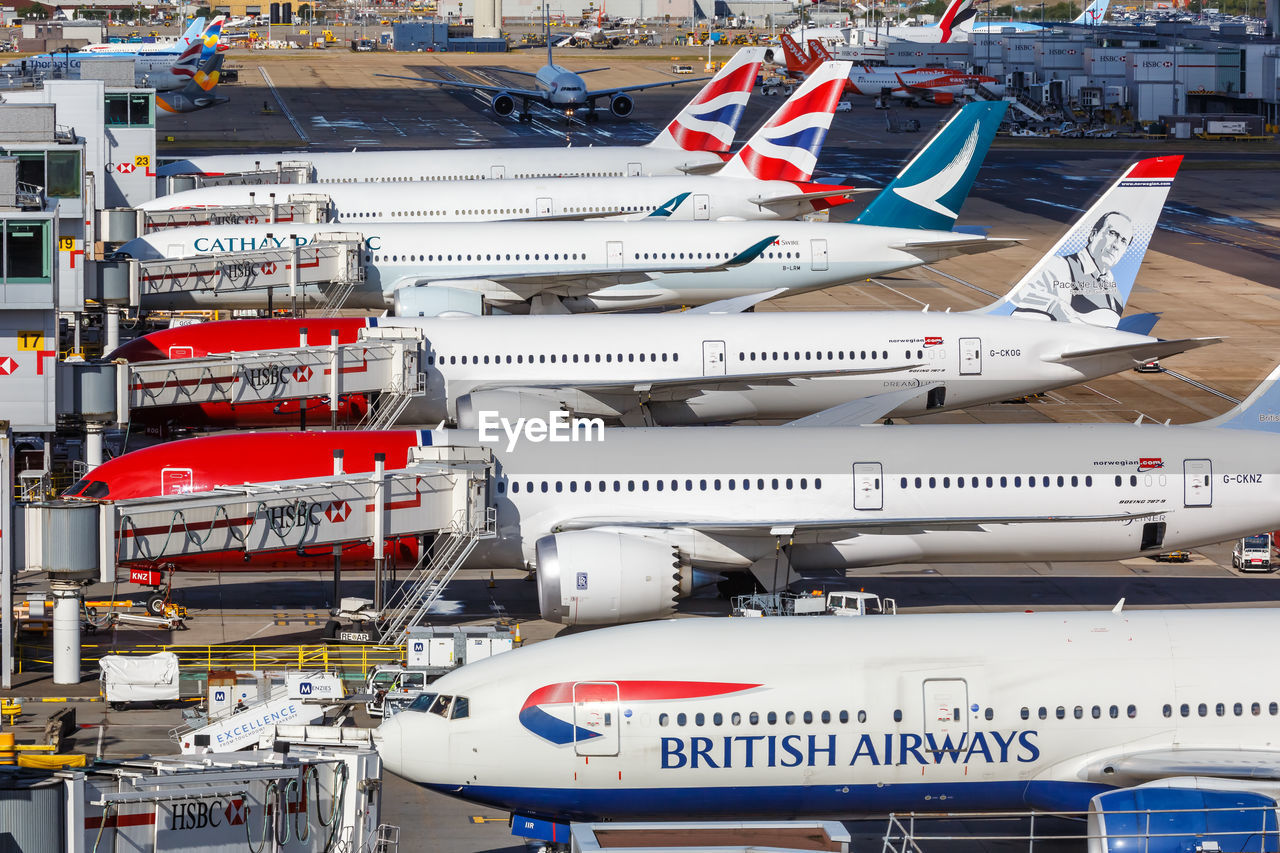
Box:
[1232,535,1273,571]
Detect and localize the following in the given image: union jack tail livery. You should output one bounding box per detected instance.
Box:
[648,47,766,153]
[777,33,821,78]
[717,61,851,183]
[167,37,205,79]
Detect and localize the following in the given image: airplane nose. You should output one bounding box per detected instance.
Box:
[372,715,404,777]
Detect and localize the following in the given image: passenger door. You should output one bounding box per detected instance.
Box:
[606,241,623,269]
[1183,459,1212,507]
[694,194,710,220]
[627,162,642,176]
[702,340,726,376]
[810,239,828,271]
[922,678,969,745]
[959,338,982,375]
[573,681,620,757]
[536,197,553,217]
[490,165,505,179]
[853,462,883,510]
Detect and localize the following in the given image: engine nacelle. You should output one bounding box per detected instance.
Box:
[456,389,569,429]
[535,531,689,625]
[931,92,955,105]
[608,36,622,46]
[491,92,517,116]
[392,286,484,318]
[610,93,634,117]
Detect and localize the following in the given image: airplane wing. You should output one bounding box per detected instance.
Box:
[784,383,941,427]
[677,161,729,175]
[683,288,787,314]
[467,362,924,404]
[375,72,546,100]
[890,236,1023,257]
[1048,337,1223,363]
[585,76,714,101]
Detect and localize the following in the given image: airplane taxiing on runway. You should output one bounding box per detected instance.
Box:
[374,606,1280,843]
[111,156,1216,431]
[156,48,767,182]
[120,100,1012,314]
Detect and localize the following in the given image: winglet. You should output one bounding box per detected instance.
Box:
[716,61,852,182]
[974,156,1182,329]
[726,235,778,268]
[648,47,766,153]
[1200,364,1280,431]
[1112,598,1125,614]
[854,101,1007,231]
[646,192,690,218]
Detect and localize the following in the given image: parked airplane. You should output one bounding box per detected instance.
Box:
[787,39,997,105]
[68,357,1280,620]
[968,0,1110,31]
[139,62,863,224]
[118,101,1011,314]
[0,17,224,91]
[79,17,213,54]
[111,157,1209,431]
[786,0,977,46]
[155,49,765,183]
[377,8,710,122]
[156,52,229,115]
[374,607,1280,842]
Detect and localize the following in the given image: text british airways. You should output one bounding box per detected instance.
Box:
[659,730,1040,769]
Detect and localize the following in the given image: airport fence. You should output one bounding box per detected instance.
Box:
[15,642,405,678]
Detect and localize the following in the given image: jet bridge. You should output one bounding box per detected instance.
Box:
[159,160,315,195]
[95,231,375,312]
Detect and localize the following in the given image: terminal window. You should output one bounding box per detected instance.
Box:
[7,150,82,200]
[104,93,154,128]
[4,220,51,283]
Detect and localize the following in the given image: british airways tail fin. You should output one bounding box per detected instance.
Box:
[648,47,765,153]
[715,60,851,182]
[1072,0,1110,25]
[168,35,205,76]
[975,156,1181,329]
[1201,364,1280,431]
[938,0,979,40]
[853,100,1007,230]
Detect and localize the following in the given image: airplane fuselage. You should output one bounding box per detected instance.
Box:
[0,50,194,90]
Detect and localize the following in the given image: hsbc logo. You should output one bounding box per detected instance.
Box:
[326,500,351,523]
[293,365,313,382]
[169,798,247,830]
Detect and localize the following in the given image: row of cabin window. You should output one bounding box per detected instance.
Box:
[1022,702,1280,720]
[322,172,636,182]
[369,251,589,264]
[427,351,678,366]
[346,204,659,221]
[902,475,1097,489]
[498,477,824,495]
[634,251,789,261]
[660,708,869,727]
[742,349,894,362]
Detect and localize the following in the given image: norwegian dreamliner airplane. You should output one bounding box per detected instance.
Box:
[111,157,1214,431]
[156,49,766,183]
[67,361,1280,621]
[374,607,1280,845]
[139,62,865,223]
[117,100,1012,314]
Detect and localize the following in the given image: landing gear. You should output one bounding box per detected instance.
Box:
[585,111,599,123]
[518,113,533,124]
[145,592,166,617]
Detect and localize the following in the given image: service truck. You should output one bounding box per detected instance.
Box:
[1233,534,1273,572]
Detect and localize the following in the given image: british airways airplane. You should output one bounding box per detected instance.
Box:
[373,606,1280,848]
[67,360,1280,620]
[118,101,1010,314]
[111,157,1214,431]
[139,62,871,223]
[156,49,766,184]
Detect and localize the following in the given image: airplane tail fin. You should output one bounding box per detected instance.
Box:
[1201,364,1280,431]
[716,60,851,182]
[198,15,225,62]
[158,53,228,113]
[648,47,765,152]
[806,39,833,61]
[179,16,206,47]
[168,36,205,77]
[939,0,979,40]
[974,156,1181,329]
[1072,0,1110,24]
[853,100,1007,230]
[777,33,814,76]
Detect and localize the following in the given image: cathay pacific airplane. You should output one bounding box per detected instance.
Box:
[139,62,877,224]
[373,606,1280,848]
[68,360,1280,621]
[111,157,1212,431]
[119,101,1010,314]
[156,48,766,183]
[0,17,225,91]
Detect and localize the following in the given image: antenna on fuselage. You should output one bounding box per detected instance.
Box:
[1111,598,1125,614]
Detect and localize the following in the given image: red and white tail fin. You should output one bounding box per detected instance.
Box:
[648,47,766,152]
[716,60,851,182]
[778,33,820,78]
[938,0,978,41]
[806,39,833,62]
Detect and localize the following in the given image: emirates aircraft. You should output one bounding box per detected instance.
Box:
[117,100,1011,314]
[67,361,1280,622]
[139,62,869,224]
[374,607,1280,846]
[112,157,1214,431]
[155,49,766,183]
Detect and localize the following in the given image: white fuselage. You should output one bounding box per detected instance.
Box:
[118,220,987,312]
[156,145,726,183]
[373,609,1280,822]
[358,312,1182,426]
[138,173,835,223]
[455,419,1280,570]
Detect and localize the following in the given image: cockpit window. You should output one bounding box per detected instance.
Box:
[430,694,453,717]
[451,696,469,720]
[66,479,109,499]
[407,692,438,713]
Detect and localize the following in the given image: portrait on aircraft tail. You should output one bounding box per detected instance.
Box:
[1012,209,1133,326]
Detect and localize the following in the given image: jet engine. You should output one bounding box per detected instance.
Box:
[535,531,690,625]
[456,390,570,429]
[931,92,955,105]
[491,92,517,117]
[609,93,634,117]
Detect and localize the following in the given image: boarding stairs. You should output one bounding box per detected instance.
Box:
[353,326,428,430]
[378,506,499,646]
[971,82,1048,121]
